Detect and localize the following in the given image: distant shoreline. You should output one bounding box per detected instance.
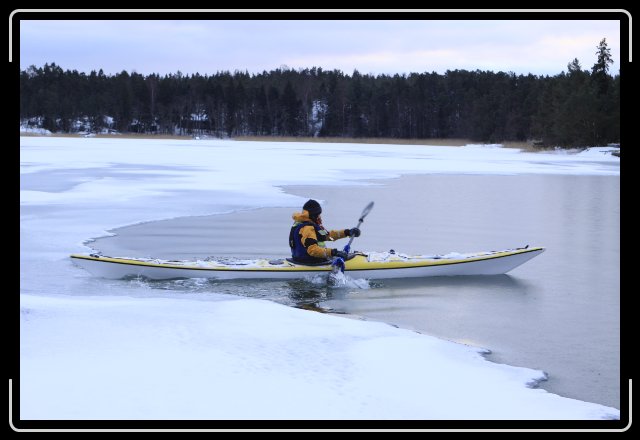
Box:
[19,132,538,150]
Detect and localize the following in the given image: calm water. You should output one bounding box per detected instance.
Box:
[91,174,620,409]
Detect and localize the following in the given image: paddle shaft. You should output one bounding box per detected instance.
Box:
[343,217,364,253]
[342,201,374,253]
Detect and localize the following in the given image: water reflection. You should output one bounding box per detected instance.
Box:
[112,273,533,315]
[376,274,533,295]
[283,279,333,311]
[114,275,347,311]
[320,274,537,320]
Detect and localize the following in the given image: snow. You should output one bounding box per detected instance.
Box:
[190,111,208,121]
[19,136,620,422]
[19,293,616,420]
[19,125,52,135]
[366,250,495,262]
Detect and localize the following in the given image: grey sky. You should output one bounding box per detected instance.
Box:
[18,19,622,76]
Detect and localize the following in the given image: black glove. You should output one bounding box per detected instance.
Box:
[346,227,361,237]
[331,249,349,259]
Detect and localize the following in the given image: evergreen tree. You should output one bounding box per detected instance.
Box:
[592,38,613,93]
[321,72,345,137]
[590,38,615,145]
[281,81,301,136]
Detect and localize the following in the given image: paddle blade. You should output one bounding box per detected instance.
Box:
[359,201,375,221]
[331,257,346,273]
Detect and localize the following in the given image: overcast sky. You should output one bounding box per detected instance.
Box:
[18,18,622,77]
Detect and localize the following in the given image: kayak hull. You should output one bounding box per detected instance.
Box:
[70,247,545,281]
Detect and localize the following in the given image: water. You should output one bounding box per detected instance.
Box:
[90,174,620,409]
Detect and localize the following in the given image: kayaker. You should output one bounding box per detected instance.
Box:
[289,199,361,264]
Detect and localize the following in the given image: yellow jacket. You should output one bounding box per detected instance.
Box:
[290,210,348,259]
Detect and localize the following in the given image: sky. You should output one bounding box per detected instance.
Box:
[17,16,623,77]
[19,136,620,424]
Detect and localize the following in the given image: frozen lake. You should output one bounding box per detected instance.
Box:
[19,137,621,423]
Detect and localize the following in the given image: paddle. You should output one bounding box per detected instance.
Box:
[332,201,374,273]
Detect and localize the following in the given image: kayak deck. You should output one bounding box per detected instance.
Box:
[70,246,545,280]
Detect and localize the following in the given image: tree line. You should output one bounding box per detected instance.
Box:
[19,39,619,148]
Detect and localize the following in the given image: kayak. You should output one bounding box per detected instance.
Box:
[70,246,544,281]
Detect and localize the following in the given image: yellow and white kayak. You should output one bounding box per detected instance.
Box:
[70,246,544,281]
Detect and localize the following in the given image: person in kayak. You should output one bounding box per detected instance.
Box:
[289,199,360,264]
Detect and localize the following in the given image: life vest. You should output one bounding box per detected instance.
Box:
[289,221,331,263]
